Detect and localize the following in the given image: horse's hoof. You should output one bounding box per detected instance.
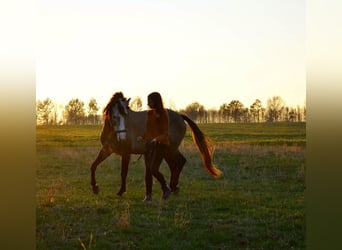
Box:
[171,187,180,194]
[92,184,99,194]
[116,189,126,196]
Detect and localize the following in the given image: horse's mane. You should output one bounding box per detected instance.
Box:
[103,92,127,116]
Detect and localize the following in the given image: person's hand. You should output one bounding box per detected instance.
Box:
[146,138,157,149]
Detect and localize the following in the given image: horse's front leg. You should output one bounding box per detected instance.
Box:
[117,154,130,196]
[90,147,112,194]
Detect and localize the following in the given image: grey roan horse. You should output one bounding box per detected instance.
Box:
[90,92,222,196]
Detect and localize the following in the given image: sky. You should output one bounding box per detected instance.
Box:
[36,0,305,110]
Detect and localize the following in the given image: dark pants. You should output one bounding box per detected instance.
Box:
[144,141,168,195]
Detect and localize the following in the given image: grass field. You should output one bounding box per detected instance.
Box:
[36,122,305,249]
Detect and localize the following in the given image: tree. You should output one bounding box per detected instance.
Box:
[266,96,285,122]
[219,103,230,123]
[183,102,205,122]
[206,108,219,123]
[36,98,54,125]
[288,107,297,122]
[88,98,99,124]
[167,99,177,111]
[229,100,244,123]
[242,107,250,123]
[130,96,143,111]
[300,104,306,122]
[64,98,85,125]
[250,99,264,123]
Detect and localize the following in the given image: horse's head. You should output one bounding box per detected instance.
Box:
[116,97,130,116]
[104,92,131,141]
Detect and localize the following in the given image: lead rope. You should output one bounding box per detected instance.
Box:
[131,154,143,165]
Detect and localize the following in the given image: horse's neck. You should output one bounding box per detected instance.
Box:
[101,119,114,140]
[128,109,147,121]
[128,109,145,115]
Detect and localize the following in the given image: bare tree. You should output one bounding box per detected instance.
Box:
[129,96,143,111]
[36,98,54,125]
[219,103,230,123]
[266,96,285,122]
[167,98,177,111]
[296,104,306,122]
[183,102,205,123]
[242,107,250,123]
[207,108,219,123]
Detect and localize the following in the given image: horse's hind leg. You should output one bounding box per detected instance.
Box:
[165,150,186,193]
[90,147,112,194]
[117,154,130,196]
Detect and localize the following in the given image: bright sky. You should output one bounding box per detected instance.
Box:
[36,0,305,110]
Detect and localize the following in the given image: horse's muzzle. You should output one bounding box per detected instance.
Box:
[116,130,127,141]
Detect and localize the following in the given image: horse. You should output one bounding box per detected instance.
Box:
[90,92,222,196]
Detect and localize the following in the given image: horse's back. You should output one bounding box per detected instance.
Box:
[127,109,186,154]
[167,109,186,151]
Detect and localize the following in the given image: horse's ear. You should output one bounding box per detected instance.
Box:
[127,98,131,104]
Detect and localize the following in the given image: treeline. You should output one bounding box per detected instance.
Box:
[36,96,306,125]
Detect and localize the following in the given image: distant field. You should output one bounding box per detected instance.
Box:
[36,123,305,249]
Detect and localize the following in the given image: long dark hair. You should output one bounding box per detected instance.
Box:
[148,92,165,115]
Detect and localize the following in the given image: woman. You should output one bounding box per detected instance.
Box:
[138,92,171,201]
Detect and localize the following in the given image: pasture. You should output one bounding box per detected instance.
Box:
[36,123,305,249]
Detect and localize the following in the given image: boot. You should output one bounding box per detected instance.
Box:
[162,186,171,200]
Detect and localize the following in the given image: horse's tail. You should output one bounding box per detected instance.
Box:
[181,114,222,178]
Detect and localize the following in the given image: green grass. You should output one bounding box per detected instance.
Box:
[184,122,306,146]
[36,123,305,249]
